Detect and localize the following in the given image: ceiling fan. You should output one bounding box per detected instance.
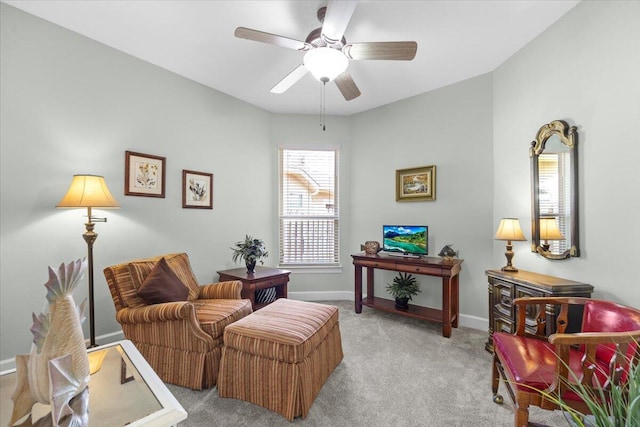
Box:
[234,0,417,101]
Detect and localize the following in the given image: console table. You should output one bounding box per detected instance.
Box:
[217,266,290,311]
[352,252,463,338]
[485,269,593,353]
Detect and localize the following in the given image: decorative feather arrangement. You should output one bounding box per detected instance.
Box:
[10,259,90,427]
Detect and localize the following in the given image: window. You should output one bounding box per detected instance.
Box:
[279,148,339,267]
[538,152,570,253]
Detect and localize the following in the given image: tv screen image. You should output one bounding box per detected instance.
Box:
[382,225,428,255]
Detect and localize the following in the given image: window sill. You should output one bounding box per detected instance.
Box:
[277,265,343,274]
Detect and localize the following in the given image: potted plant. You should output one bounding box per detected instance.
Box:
[231,235,268,273]
[386,272,421,309]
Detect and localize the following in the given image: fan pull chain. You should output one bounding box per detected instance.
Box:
[320,81,327,131]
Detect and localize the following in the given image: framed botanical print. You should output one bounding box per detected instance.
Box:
[182,169,213,209]
[396,165,436,202]
[125,151,166,198]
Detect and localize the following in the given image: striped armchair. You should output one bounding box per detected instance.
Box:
[103,253,252,390]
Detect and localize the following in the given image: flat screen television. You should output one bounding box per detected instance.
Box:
[382,225,428,256]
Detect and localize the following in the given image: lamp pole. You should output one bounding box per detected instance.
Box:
[83,206,98,347]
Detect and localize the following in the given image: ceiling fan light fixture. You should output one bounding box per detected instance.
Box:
[304,47,348,83]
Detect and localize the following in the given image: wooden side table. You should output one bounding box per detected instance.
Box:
[217,266,290,311]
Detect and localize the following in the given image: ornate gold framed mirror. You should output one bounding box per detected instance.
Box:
[530,120,579,259]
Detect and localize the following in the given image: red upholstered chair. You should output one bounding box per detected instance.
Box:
[103,253,253,390]
[492,297,640,427]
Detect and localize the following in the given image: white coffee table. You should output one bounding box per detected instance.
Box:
[1,340,187,426]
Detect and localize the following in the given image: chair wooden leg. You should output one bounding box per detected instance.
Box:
[492,354,504,404]
[515,394,530,427]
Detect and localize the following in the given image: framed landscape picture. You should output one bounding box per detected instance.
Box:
[125,151,166,198]
[182,169,213,209]
[396,165,436,201]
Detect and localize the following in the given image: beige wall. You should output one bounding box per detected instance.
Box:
[349,73,494,320]
[492,0,640,305]
[1,3,273,363]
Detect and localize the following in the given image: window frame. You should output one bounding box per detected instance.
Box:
[278,146,341,270]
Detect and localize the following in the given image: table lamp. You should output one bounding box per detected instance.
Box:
[539,217,564,251]
[494,218,527,272]
[56,174,120,347]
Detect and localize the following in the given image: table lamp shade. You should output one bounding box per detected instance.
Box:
[57,175,120,208]
[495,218,526,272]
[494,218,526,241]
[539,217,564,240]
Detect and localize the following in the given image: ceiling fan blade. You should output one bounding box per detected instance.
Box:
[271,65,309,94]
[235,27,311,51]
[322,0,358,45]
[343,42,418,60]
[334,71,361,101]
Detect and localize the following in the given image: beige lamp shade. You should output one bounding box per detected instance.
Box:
[494,218,527,241]
[539,217,564,240]
[56,175,120,208]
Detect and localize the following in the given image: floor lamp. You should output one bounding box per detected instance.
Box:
[57,174,120,348]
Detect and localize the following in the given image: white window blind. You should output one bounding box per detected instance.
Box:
[279,148,339,266]
[538,153,570,253]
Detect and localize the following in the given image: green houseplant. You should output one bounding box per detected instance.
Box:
[386,272,421,309]
[557,353,639,427]
[526,346,640,427]
[231,235,268,273]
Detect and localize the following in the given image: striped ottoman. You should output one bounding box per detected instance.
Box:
[217,299,343,420]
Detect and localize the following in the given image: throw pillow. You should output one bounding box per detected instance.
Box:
[129,254,200,301]
[136,257,188,304]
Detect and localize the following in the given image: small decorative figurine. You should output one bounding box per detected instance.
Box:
[438,244,458,260]
[10,259,90,427]
[361,241,382,255]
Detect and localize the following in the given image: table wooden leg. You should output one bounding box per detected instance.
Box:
[249,290,256,311]
[366,267,374,301]
[241,288,257,311]
[355,265,362,313]
[442,277,452,338]
[452,275,459,328]
[442,324,452,338]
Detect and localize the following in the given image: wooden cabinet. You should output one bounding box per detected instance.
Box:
[217,266,290,311]
[485,269,593,353]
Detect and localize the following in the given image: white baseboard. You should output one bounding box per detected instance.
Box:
[1,293,488,372]
[288,290,354,302]
[96,330,126,345]
[457,313,488,331]
[0,330,125,373]
[289,291,488,332]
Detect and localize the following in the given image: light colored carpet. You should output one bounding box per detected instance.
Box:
[167,300,570,426]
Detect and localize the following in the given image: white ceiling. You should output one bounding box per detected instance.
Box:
[4,0,580,116]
